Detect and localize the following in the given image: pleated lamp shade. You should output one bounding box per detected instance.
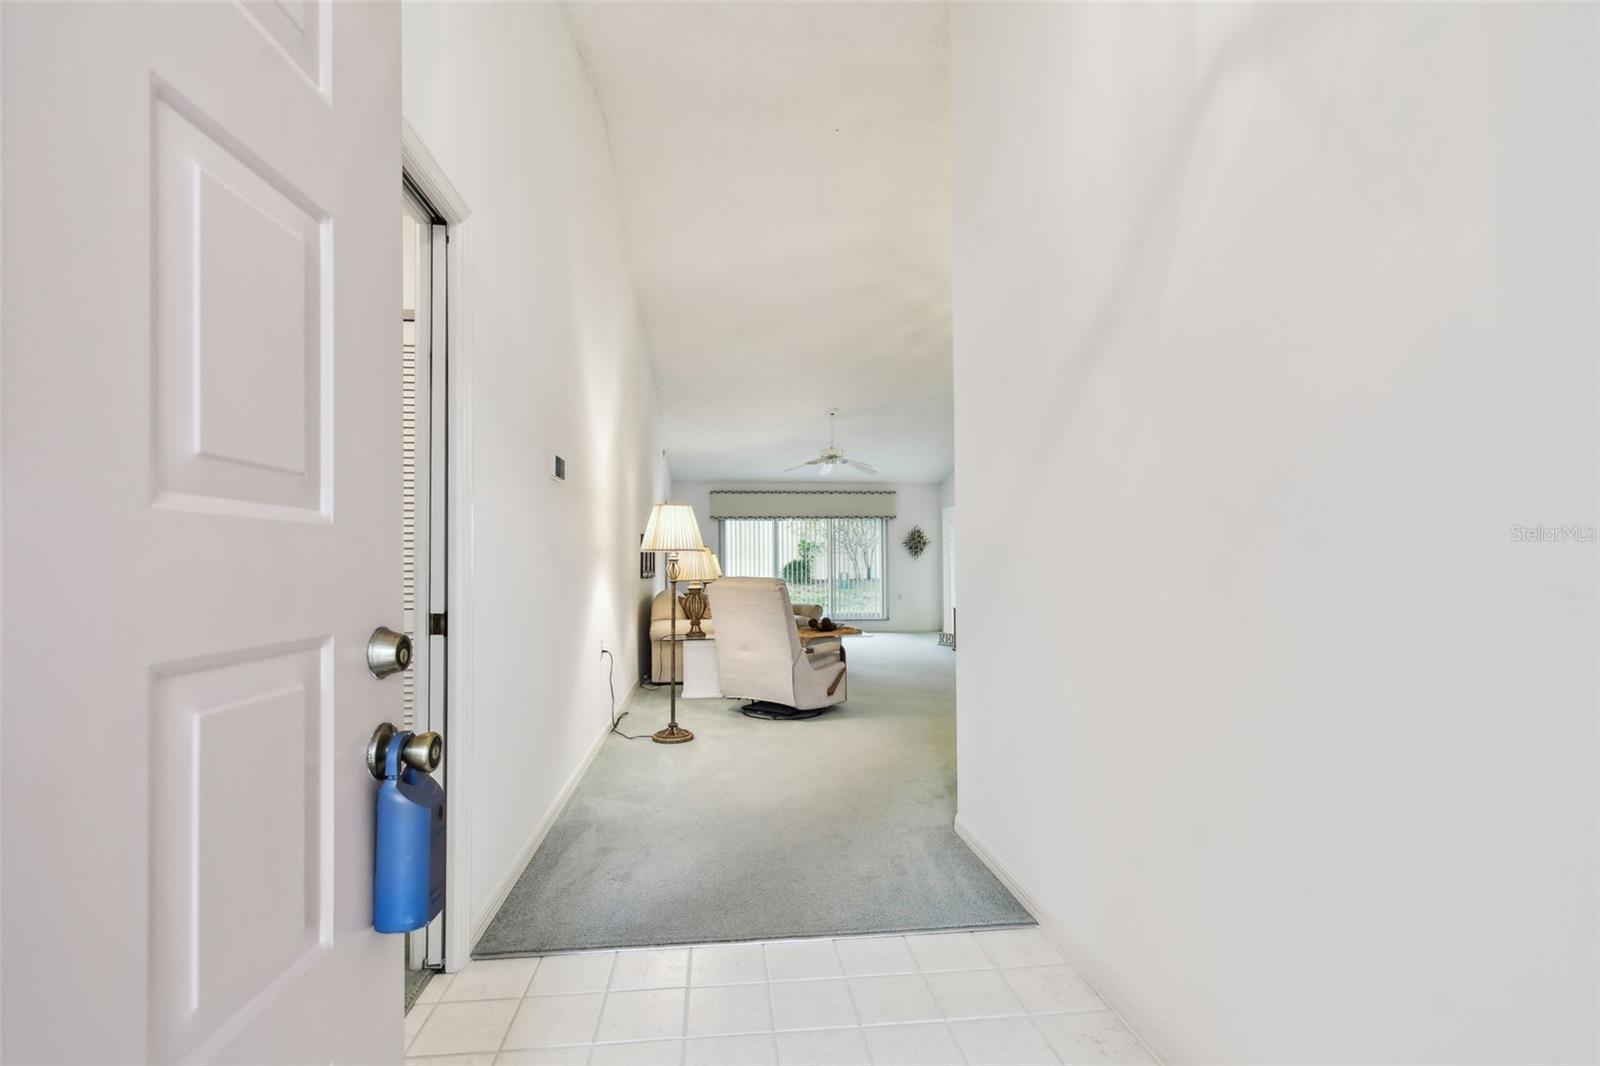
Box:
[674,550,721,583]
[640,503,707,554]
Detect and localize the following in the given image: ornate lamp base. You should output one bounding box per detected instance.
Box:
[682,582,709,638]
[653,724,694,744]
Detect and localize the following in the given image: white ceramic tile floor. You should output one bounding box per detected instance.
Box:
[611,949,691,992]
[771,978,859,1031]
[833,937,917,979]
[975,930,1066,970]
[766,940,845,982]
[1002,966,1106,1016]
[951,1017,1060,1065]
[688,983,773,1037]
[446,958,541,1002]
[590,1039,686,1065]
[405,930,1155,1065]
[596,989,687,1044]
[861,1021,966,1066]
[906,932,993,973]
[415,972,454,1005]
[530,953,617,996]
[685,1033,779,1066]
[690,943,768,987]
[498,1051,588,1066]
[776,1026,872,1066]
[845,974,941,1026]
[504,993,605,1050]
[924,969,1027,1020]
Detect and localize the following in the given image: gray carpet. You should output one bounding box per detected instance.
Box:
[404,967,433,1012]
[474,633,1033,957]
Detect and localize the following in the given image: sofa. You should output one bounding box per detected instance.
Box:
[648,587,822,683]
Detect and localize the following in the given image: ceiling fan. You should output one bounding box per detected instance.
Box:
[785,409,878,476]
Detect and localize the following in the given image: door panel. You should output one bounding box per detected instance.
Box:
[149,640,330,1063]
[2,2,401,1062]
[152,88,328,518]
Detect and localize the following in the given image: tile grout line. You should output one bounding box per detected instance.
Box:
[829,936,876,1063]
[678,947,692,1066]
[491,956,538,1062]
[762,941,780,1065]
[918,957,974,1066]
[592,951,619,1050]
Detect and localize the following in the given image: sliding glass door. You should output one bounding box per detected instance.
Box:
[721,517,888,620]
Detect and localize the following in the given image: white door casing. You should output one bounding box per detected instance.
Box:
[942,505,956,635]
[399,121,476,974]
[401,190,449,970]
[2,3,401,1063]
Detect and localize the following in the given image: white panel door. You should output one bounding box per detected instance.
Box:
[2,3,401,1063]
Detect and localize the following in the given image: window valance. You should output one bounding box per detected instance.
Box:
[708,490,897,519]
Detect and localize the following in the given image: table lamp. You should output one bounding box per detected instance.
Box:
[639,502,707,744]
[675,550,721,639]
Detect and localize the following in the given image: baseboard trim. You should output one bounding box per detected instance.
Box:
[468,683,635,949]
[953,815,1180,1065]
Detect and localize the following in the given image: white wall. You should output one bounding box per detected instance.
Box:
[671,481,942,632]
[952,4,1596,1064]
[402,2,669,935]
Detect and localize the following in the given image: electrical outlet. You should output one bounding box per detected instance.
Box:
[599,640,607,656]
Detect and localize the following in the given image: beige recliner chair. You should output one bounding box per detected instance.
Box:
[648,587,825,683]
[706,577,848,718]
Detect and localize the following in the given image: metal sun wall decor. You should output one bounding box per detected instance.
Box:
[903,525,929,559]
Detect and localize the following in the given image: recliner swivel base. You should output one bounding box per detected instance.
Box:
[739,700,830,721]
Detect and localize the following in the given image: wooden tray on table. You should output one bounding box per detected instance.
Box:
[797,625,862,647]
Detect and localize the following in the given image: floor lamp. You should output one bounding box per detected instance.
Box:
[640,502,708,744]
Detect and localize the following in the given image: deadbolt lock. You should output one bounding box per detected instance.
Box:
[367,626,413,679]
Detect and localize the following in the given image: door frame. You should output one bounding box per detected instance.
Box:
[402,119,475,973]
[400,181,446,971]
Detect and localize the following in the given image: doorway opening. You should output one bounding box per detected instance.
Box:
[402,178,451,1005]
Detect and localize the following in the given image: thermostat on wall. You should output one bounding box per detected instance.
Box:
[552,455,566,481]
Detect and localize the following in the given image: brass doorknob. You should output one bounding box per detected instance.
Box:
[403,731,443,774]
[367,627,413,678]
[367,723,443,779]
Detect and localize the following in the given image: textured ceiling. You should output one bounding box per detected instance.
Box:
[566,1,952,484]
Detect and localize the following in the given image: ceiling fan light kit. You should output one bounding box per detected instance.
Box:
[785,409,878,476]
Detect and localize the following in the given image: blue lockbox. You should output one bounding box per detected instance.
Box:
[373,731,446,934]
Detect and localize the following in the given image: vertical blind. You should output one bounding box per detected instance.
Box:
[720,517,888,620]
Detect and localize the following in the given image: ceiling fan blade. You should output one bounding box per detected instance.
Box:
[844,460,878,475]
[784,458,826,472]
